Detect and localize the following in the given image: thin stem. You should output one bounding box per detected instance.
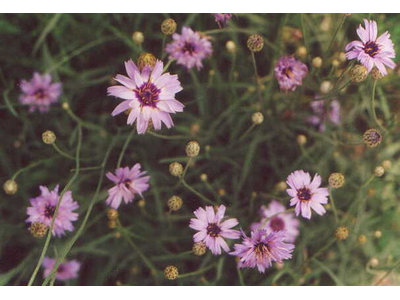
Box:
[11,158,52,181]
[329,188,339,224]
[237,267,245,286]
[251,52,262,107]
[374,259,400,286]
[178,263,216,278]
[163,59,175,73]
[370,80,386,133]
[307,238,336,263]
[117,128,135,168]
[64,104,105,133]
[161,36,166,59]
[52,143,75,160]
[326,14,347,56]
[147,130,188,140]
[181,179,215,205]
[180,157,192,181]
[238,123,257,142]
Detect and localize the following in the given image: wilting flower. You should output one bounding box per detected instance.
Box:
[286,170,329,219]
[26,185,78,237]
[19,72,62,113]
[306,99,341,132]
[230,230,295,273]
[251,200,299,242]
[165,26,212,70]
[189,205,240,255]
[106,164,150,209]
[345,19,396,76]
[212,13,232,27]
[274,56,308,92]
[107,60,184,134]
[42,257,80,281]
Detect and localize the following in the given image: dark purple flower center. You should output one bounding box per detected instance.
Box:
[57,264,65,273]
[44,204,56,219]
[270,217,285,231]
[134,82,160,108]
[34,88,46,100]
[364,41,379,57]
[297,187,312,201]
[182,42,196,55]
[206,223,221,237]
[282,67,294,79]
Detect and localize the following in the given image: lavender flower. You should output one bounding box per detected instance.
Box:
[212,13,232,28]
[26,185,78,237]
[42,257,80,281]
[306,99,341,132]
[19,72,62,113]
[251,200,299,242]
[286,170,329,219]
[106,164,150,209]
[345,19,396,76]
[230,230,295,273]
[107,59,184,134]
[189,205,240,255]
[165,26,212,70]
[274,56,308,92]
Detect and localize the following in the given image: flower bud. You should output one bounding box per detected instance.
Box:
[369,257,379,267]
[107,208,119,220]
[335,226,349,240]
[161,18,177,35]
[371,67,383,80]
[247,34,264,52]
[169,162,183,177]
[363,129,382,148]
[137,52,157,71]
[296,134,307,146]
[3,179,18,195]
[320,81,333,94]
[218,188,226,196]
[251,112,264,125]
[382,160,391,170]
[200,173,208,182]
[226,40,236,53]
[374,230,382,238]
[192,242,207,256]
[185,141,200,157]
[358,235,367,244]
[62,102,70,110]
[167,196,183,212]
[164,266,179,280]
[138,199,146,208]
[296,46,307,58]
[328,173,345,188]
[108,219,117,229]
[332,59,340,68]
[374,166,385,177]
[42,130,56,144]
[29,222,48,238]
[275,181,287,192]
[132,31,144,44]
[312,57,322,68]
[349,65,368,82]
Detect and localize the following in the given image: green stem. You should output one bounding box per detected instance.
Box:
[180,157,192,181]
[329,188,339,224]
[326,14,347,56]
[374,259,400,286]
[52,143,75,160]
[251,52,262,107]
[178,263,216,278]
[147,130,188,140]
[11,158,52,181]
[238,123,257,142]
[237,267,245,286]
[370,80,386,133]
[181,179,215,205]
[117,128,135,168]
[163,59,175,72]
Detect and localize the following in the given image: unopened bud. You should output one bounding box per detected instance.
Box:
[42,130,56,144]
[363,129,382,148]
[132,31,144,44]
[247,34,264,52]
[161,18,177,35]
[3,179,18,195]
[186,141,200,157]
[167,196,183,211]
[328,173,345,188]
[107,208,119,220]
[335,226,349,240]
[297,134,307,146]
[252,112,264,125]
[137,52,156,71]
[226,40,236,53]
[29,222,48,238]
[350,65,368,82]
[192,242,207,256]
[164,266,179,280]
[312,57,322,68]
[374,166,385,177]
[169,162,183,177]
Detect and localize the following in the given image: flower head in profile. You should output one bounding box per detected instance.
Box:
[107,59,184,134]
[42,257,80,281]
[230,230,295,273]
[306,98,341,132]
[251,200,299,242]
[189,205,240,255]
[212,13,233,28]
[286,170,329,219]
[165,26,212,70]
[345,19,396,76]
[106,164,150,209]
[26,185,78,237]
[19,72,62,113]
[274,56,308,92]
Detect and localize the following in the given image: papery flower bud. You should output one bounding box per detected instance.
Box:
[138,199,146,208]
[226,40,236,53]
[382,160,391,170]
[186,141,200,157]
[169,162,183,177]
[320,81,333,94]
[167,196,183,211]
[62,102,70,110]
[358,235,367,244]
[349,65,368,82]
[3,179,18,195]
[29,222,48,238]
[252,112,264,125]
[107,208,119,220]
[275,181,287,192]
[335,226,349,240]
[374,166,385,177]
[200,173,208,182]
[363,129,382,148]
[297,134,307,146]
[137,52,157,71]
[332,59,340,67]
[371,67,384,80]
[247,34,264,52]
[296,46,307,58]
[132,31,144,44]
[161,18,177,35]
[164,266,179,280]
[42,130,56,144]
[374,230,382,238]
[328,173,345,188]
[192,242,207,256]
[369,257,379,267]
[312,57,323,68]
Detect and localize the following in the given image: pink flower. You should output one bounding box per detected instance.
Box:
[230,230,295,273]
[345,19,396,76]
[189,205,240,255]
[251,200,299,242]
[26,185,79,237]
[42,257,80,281]
[286,170,329,219]
[107,59,184,134]
[165,26,212,70]
[212,13,233,28]
[19,72,62,113]
[274,56,308,92]
[306,99,341,132]
[106,164,150,209]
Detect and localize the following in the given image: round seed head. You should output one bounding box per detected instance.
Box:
[167,196,183,211]
[185,141,200,157]
[169,162,183,177]
[3,179,18,195]
[42,130,56,144]
[363,129,382,148]
[164,266,179,280]
[192,242,207,256]
[29,222,48,238]
[349,65,368,82]
[328,173,345,188]
[335,226,349,240]
[161,18,177,35]
[247,34,264,52]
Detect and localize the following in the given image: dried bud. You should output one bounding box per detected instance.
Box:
[296,46,307,58]
[107,208,119,220]
[29,222,48,238]
[3,179,18,195]
[138,199,146,208]
[192,242,207,256]
[332,59,340,68]
[186,141,200,157]
[312,57,323,68]
[296,134,307,146]
[164,266,179,280]
[320,80,333,94]
[349,65,368,82]
[161,18,177,35]
[167,196,183,211]
[247,34,264,52]
[200,173,208,182]
[108,220,117,229]
[382,160,391,170]
[335,226,349,240]
[328,173,345,188]
[132,31,144,44]
[363,129,382,148]
[374,166,385,177]
[358,235,367,244]
[42,130,56,144]
[275,181,287,192]
[369,257,379,267]
[226,40,236,53]
[137,52,157,71]
[252,112,264,125]
[374,230,382,238]
[169,162,183,177]
[62,102,70,110]
[338,52,347,63]
[371,67,384,80]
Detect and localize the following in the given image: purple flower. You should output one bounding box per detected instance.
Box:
[274,56,308,92]
[106,164,150,209]
[251,200,299,242]
[212,13,232,28]
[230,230,295,273]
[19,72,62,113]
[345,19,396,76]
[306,99,341,132]
[42,257,80,281]
[189,205,240,255]
[286,170,329,219]
[165,26,212,70]
[107,60,184,134]
[26,185,79,237]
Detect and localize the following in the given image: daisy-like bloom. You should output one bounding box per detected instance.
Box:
[212,13,232,28]
[274,56,308,92]
[230,230,295,273]
[286,170,329,219]
[250,200,299,242]
[306,99,341,132]
[189,205,240,255]
[165,26,212,70]
[345,19,396,76]
[42,257,80,281]
[19,72,62,113]
[107,60,184,134]
[26,185,78,237]
[106,164,150,209]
